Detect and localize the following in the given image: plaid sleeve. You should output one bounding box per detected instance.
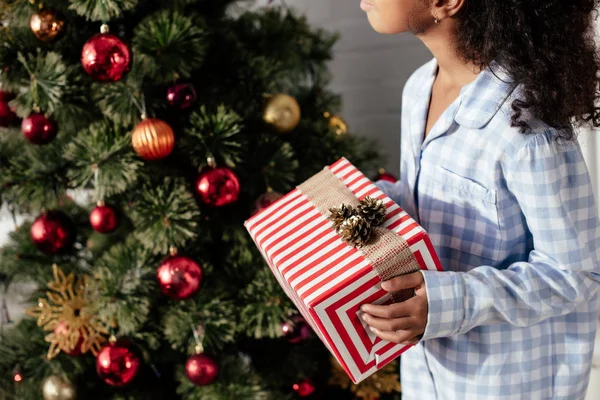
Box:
[421,131,600,340]
[375,179,406,210]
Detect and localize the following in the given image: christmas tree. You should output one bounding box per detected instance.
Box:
[0,0,400,399]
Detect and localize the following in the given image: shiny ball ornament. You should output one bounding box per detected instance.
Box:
[263,94,301,133]
[328,115,348,136]
[252,191,283,215]
[54,321,84,356]
[0,93,18,127]
[376,168,397,183]
[293,379,316,397]
[30,10,65,43]
[282,316,313,344]
[166,83,197,110]
[185,354,219,386]
[21,113,58,145]
[96,340,141,387]
[42,375,77,400]
[30,211,75,254]
[131,118,175,160]
[156,256,203,300]
[195,167,240,207]
[81,26,131,82]
[89,203,119,234]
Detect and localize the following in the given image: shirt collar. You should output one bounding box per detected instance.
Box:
[420,58,518,129]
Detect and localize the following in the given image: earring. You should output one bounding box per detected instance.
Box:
[434,16,440,24]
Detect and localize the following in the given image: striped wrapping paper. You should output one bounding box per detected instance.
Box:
[244,157,442,384]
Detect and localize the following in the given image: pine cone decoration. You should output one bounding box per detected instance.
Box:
[338,215,372,248]
[357,196,387,227]
[328,203,356,231]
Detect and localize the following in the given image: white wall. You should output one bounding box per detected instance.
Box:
[284,0,432,174]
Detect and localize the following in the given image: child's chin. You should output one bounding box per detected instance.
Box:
[367,15,406,35]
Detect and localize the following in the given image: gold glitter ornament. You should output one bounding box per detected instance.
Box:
[329,356,401,400]
[26,264,108,359]
[263,94,301,133]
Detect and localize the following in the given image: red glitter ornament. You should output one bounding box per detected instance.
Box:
[30,211,75,254]
[195,167,240,207]
[185,354,219,386]
[376,168,397,183]
[252,191,283,215]
[281,316,313,344]
[293,379,316,397]
[166,83,197,110]
[54,321,84,356]
[156,255,203,300]
[81,25,131,83]
[0,91,18,127]
[89,203,119,234]
[96,340,141,387]
[21,113,58,145]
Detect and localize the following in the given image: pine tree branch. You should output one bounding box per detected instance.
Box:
[68,0,138,21]
[90,238,156,335]
[65,120,143,198]
[130,177,201,255]
[132,10,208,83]
[92,79,143,128]
[181,105,243,169]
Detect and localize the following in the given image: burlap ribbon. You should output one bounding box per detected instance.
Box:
[297,167,420,302]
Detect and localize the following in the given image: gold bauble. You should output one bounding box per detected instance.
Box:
[328,114,348,136]
[263,94,301,133]
[42,375,77,400]
[30,10,65,43]
[131,117,175,160]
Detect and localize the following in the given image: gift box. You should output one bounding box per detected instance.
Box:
[244,157,442,383]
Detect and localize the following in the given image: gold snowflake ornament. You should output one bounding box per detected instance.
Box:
[26,264,108,359]
[329,356,401,400]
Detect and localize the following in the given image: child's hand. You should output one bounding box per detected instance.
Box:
[360,271,428,345]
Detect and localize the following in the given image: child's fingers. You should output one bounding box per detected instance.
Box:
[361,295,421,318]
[361,313,413,332]
[381,271,424,292]
[369,327,418,344]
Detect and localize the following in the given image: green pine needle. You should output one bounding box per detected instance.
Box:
[14,51,67,116]
[130,177,201,255]
[182,105,243,169]
[90,239,156,335]
[133,11,208,83]
[68,0,138,21]
[65,120,143,198]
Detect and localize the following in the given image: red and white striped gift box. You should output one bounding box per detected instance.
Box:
[244,157,442,383]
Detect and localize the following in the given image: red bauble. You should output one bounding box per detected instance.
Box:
[90,204,119,234]
[30,211,75,254]
[81,33,131,82]
[293,379,316,397]
[252,191,283,215]
[54,321,84,356]
[166,83,197,110]
[156,256,202,300]
[21,113,58,144]
[282,316,313,344]
[185,354,219,386]
[96,340,141,387]
[0,91,17,127]
[376,169,397,183]
[195,167,240,207]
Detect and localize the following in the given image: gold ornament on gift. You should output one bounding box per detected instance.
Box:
[30,10,65,42]
[131,117,175,160]
[42,375,77,400]
[25,264,108,360]
[328,196,387,248]
[329,356,401,400]
[263,93,301,133]
[324,112,348,136]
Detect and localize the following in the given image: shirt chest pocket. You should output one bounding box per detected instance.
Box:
[422,165,502,261]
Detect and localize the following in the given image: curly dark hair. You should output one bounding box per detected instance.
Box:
[454,0,600,141]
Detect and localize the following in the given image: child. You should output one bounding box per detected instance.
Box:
[359,1,600,399]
